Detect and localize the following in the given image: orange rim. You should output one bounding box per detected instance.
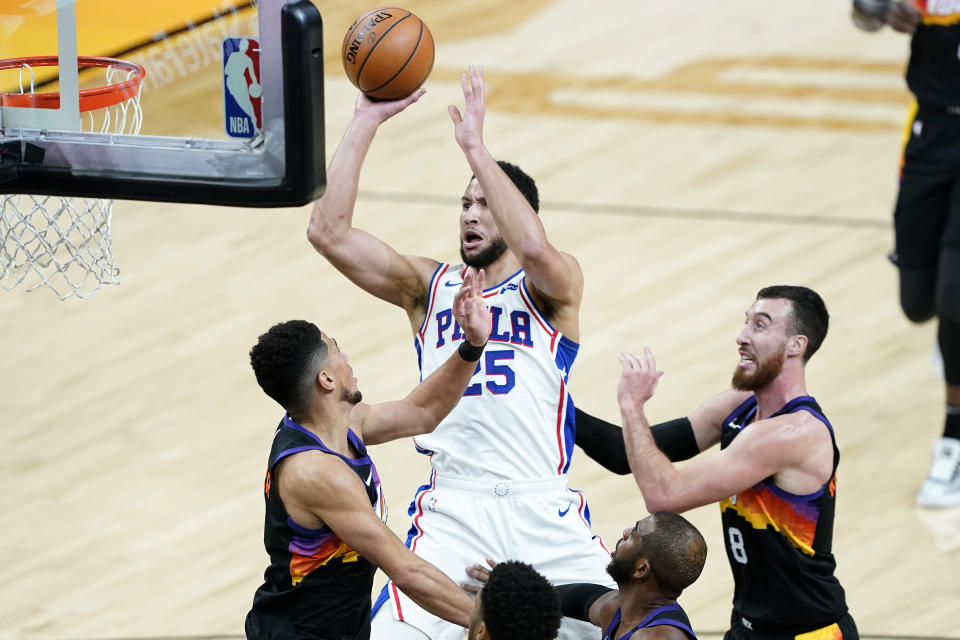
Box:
[0,56,145,111]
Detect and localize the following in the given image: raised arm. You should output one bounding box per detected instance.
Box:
[307,90,438,318]
[280,455,474,626]
[617,350,825,514]
[355,268,492,445]
[449,66,583,329]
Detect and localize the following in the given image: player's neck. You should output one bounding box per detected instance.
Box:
[290,405,351,454]
[615,584,676,630]
[754,369,807,420]
[473,251,521,288]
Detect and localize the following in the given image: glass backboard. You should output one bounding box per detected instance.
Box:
[0,0,325,207]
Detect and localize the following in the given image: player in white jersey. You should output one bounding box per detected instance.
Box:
[308,66,613,640]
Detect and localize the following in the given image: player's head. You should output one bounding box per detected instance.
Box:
[606,512,707,600]
[732,285,829,391]
[460,161,539,269]
[249,320,361,415]
[467,560,561,640]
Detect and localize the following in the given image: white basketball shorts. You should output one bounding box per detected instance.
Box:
[370,471,616,640]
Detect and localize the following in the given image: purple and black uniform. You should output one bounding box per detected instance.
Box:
[246,414,386,640]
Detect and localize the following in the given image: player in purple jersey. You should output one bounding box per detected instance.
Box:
[246,269,490,640]
[574,286,857,639]
[465,512,704,640]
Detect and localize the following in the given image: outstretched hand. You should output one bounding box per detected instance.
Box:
[452,267,492,347]
[354,87,427,124]
[448,65,486,152]
[617,348,664,412]
[461,557,498,596]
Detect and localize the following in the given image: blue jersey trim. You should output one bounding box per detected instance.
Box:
[417,262,447,337]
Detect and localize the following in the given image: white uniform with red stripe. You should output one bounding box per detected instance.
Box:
[371,264,614,640]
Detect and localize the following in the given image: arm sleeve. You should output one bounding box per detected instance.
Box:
[555,583,614,622]
[573,408,631,474]
[574,409,699,470]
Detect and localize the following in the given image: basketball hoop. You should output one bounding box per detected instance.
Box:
[0,56,145,300]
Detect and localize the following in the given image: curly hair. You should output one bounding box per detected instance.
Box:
[481,561,560,640]
[249,320,327,413]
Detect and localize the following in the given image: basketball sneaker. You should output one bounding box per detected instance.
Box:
[916,437,960,507]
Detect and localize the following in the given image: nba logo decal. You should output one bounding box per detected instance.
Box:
[222,37,262,138]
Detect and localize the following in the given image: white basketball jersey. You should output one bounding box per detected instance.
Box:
[413,264,578,480]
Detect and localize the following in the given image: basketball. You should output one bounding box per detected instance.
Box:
[341,7,435,101]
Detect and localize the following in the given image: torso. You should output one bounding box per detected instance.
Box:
[412,263,579,479]
[248,415,386,639]
[718,396,848,632]
[906,1,960,106]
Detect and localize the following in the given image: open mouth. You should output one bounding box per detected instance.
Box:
[462,229,483,250]
[738,351,755,368]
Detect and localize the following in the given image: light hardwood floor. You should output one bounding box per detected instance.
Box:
[2,1,957,637]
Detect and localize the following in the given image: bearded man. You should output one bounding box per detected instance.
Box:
[574,286,859,640]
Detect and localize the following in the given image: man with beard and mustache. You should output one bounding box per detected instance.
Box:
[245,269,492,640]
[574,286,858,640]
[308,65,614,640]
[464,512,704,640]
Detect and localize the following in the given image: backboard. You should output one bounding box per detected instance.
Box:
[0,0,325,207]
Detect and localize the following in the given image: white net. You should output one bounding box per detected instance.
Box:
[0,60,143,300]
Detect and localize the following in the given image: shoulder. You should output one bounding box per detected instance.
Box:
[631,625,693,640]
[276,449,358,505]
[740,409,832,466]
[691,389,752,427]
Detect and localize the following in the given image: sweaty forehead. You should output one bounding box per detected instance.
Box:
[462,178,484,200]
[749,297,792,322]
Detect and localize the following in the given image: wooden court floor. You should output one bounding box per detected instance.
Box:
[2,1,958,637]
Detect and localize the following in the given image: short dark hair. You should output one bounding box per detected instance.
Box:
[756,285,829,361]
[643,511,707,600]
[473,161,539,213]
[249,320,327,413]
[481,561,560,640]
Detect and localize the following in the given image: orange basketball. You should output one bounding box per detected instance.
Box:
[341,7,435,101]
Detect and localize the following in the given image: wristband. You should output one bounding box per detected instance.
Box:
[457,340,485,362]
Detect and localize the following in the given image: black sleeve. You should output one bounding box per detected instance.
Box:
[573,408,631,474]
[574,409,700,469]
[555,583,614,622]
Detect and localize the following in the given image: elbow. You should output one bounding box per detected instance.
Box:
[639,486,681,515]
[306,217,331,254]
[306,204,342,255]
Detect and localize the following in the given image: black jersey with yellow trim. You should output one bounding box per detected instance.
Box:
[246,414,385,640]
[907,1,960,106]
[718,396,848,634]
